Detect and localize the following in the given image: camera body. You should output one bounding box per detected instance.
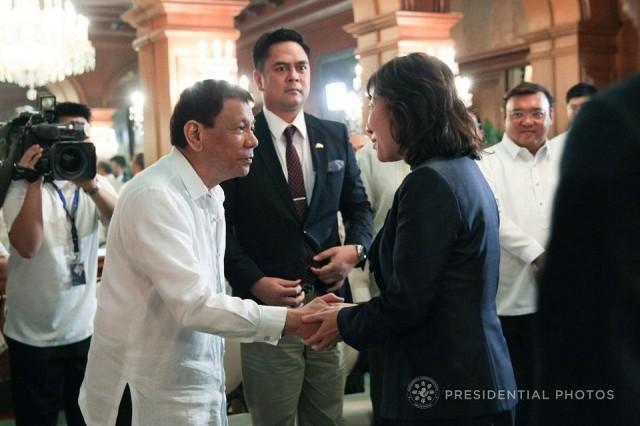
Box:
[10,95,96,181]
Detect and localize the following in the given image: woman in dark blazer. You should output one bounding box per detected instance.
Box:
[303,53,517,425]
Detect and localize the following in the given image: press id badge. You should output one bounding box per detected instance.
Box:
[69,254,87,286]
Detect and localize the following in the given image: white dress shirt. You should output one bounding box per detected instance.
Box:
[79,148,287,425]
[349,143,410,303]
[2,176,115,347]
[263,107,315,201]
[477,135,562,316]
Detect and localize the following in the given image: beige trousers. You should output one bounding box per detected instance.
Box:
[241,334,345,426]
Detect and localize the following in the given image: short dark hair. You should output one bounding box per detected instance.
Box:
[502,82,554,110]
[110,155,126,168]
[366,53,478,167]
[566,82,597,103]
[170,79,253,148]
[252,28,310,71]
[54,102,91,123]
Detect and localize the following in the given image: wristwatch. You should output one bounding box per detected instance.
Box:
[83,183,100,196]
[354,244,367,267]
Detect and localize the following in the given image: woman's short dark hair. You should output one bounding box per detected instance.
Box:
[366,53,478,167]
[170,79,253,148]
[252,28,310,71]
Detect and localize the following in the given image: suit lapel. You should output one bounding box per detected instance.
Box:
[305,114,327,222]
[254,113,299,219]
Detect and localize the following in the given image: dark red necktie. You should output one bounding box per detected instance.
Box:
[284,125,307,219]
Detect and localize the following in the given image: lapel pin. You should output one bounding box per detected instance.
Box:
[314,143,324,149]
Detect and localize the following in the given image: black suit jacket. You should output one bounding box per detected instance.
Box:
[337,156,517,421]
[536,75,640,425]
[222,112,372,301]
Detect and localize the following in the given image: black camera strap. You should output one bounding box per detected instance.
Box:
[50,182,81,255]
[12,165,43,183]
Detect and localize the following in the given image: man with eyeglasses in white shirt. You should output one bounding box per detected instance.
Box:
[477,82,559,426]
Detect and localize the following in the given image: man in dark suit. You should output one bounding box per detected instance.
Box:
[222,28,372,425]
[536,1,640,424]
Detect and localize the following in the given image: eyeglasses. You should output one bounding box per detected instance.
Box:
[508,110,548,121]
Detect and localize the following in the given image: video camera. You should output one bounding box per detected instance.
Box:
[0,95,97,207]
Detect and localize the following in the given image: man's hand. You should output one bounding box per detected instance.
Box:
[73,177,99,193]
[71,176,117,223]
[310,245,359,291]
[17,144,44,174]
[251,276,305,307]
[301,303,355,351]
[284,293,344,339]
[532,252,546,281]
[532,253,545,270]
[9,145,45,258]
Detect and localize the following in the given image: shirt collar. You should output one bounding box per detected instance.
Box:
[501,134,550,160]
[168,147,223,202]
[263,106,308,142]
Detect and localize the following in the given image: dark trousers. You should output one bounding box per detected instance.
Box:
[499,314,536,426]
[7,336,91,426]
[381,408,515,426]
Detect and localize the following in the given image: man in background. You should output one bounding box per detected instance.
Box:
[131,152,145,176]
[478,82,559,426]
[109,154,129,183]
[3,102,117,426]
[550,82,598,145]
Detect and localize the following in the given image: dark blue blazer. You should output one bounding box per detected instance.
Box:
[338,156,517,420]
[222,112,372,300]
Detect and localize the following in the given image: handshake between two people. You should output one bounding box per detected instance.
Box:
[284,293,355,352]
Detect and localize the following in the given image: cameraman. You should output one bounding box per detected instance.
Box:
[2,102,117,426]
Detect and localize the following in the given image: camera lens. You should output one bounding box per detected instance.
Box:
[50,142,96,181]
[58,146,83,174]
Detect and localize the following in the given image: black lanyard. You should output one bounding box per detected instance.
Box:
[50,182,81,255]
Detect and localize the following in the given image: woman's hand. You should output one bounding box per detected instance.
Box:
[302,303,355,351]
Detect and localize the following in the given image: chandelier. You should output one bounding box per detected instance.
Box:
[0,0,96,99]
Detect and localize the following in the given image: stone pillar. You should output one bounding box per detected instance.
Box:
[521,23,618,134]
[520,0,619,133]
[122,0,248,162]
[344,1,461,126]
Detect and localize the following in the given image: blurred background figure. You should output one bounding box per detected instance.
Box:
[551,82,598,145]
[97,161,113,177]
[131,153,145,176]
[110,155,131,183]
[468,110,485,144]
[99,159,123,193]
[348,133,370,152]
[564,82,598,127]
